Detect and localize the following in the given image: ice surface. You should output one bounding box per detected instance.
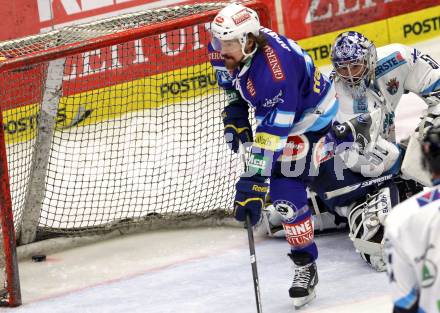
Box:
[13,230,392,313]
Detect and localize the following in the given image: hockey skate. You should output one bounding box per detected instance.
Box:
[288,252,318,308]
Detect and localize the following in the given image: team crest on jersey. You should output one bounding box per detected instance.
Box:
[386,78,399,95]
[273,200,297,221]
[416,188,440,207]
[421,258,437,288]
[413,244,437,287]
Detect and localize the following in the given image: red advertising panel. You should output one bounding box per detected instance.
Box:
[279,0,440,40]
[0,0,276,41]
[0,25,211,108]
[0,0,40,40]
[0,0,438,42]
[0,0,194,41]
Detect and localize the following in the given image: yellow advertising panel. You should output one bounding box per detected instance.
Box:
[387,5,440,43]
[3,63,218,144]
[298,5,440,67]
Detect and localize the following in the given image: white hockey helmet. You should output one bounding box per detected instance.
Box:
[348,187,392,271]
[210,3,260,58]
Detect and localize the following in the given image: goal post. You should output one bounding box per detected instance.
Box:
[0,1,271,306]
[0,107,21,307]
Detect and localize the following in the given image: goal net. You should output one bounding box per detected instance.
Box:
[0,1,270,306]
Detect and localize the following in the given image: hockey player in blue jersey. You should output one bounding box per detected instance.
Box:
[208,3,339,307]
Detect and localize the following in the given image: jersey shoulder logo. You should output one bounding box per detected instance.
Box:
[262,45,285,81]
[375,52,407,79]
[416,188,440,207]
[386,77,400,95]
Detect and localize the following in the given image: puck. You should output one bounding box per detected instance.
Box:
[31,254,46,262]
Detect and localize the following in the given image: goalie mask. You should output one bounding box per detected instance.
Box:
[210,3,260,60]
[348,187,392,271]
[331,31,377,99]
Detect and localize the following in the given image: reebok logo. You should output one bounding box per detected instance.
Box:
[252,185,268,193]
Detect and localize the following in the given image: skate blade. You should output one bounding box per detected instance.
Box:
[293,291,316,309]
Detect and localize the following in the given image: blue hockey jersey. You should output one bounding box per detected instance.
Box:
[209,27,338,175]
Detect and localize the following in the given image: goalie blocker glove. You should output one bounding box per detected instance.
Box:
[234,176,268,226]
[222,101,253,154]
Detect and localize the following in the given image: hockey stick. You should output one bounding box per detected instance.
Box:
[238,143,263,313]
[323,173,394,200]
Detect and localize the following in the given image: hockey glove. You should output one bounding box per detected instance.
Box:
[222,104,253,153]
[234,176,268,226]
[417,90,440,137]
[417,113,440,139]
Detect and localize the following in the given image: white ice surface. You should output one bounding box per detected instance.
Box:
[10,229,392,313]
[4,36,440,312]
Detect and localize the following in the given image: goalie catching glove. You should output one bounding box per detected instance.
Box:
[234,176,268,226]
[222,103,253,153]
[418,90,440,138]
[417,113,440,139]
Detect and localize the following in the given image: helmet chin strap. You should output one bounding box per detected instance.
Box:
[240,35,258,62]
[241,45,258,61]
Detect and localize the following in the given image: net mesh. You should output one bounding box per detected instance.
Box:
[0,3,229,59]
[0,1,266,239]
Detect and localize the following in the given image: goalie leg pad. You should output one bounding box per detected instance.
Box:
[348,186,395,271]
